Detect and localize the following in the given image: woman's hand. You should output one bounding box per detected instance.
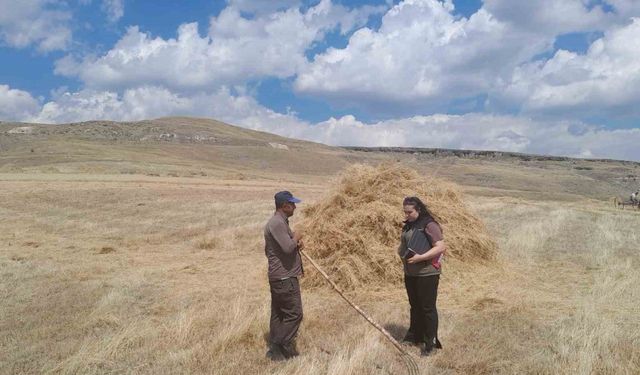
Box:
[406,253,428,264]
[406,241,446,265]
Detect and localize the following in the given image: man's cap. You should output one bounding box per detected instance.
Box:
[275,191,301,205]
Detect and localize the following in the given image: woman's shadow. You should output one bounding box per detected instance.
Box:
[383,323,407,341]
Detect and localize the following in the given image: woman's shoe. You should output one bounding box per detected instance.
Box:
[402,332,420,345]
[434,338,443,349]
[421,340,442,357]
[420,345,435,357]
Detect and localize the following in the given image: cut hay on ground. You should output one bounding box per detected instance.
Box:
[298,163,497,290]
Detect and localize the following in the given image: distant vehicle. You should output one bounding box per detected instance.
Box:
[614,191,640,210]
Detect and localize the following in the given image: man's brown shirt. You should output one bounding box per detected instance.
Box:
[264,211,302,281]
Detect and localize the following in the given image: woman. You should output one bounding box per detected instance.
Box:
[398,196,447,356]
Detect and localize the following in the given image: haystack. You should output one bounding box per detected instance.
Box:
[297,163,496,290]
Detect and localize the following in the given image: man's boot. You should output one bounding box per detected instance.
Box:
[280,341,299,359]
[266,344,286,362]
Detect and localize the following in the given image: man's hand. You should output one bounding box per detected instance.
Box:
[297,239,305,250]
[293,231,303,243]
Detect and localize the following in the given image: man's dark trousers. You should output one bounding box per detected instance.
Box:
[269,277,303,356]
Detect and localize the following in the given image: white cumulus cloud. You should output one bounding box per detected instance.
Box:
[496,18,640,118]
[300,113,640,163]
[295,0,640,118]
[0,84,41,121]
[294,0,551,111]
[101,0,124,23]
[54,0,383,91]
[483,0,614,35]
[604,0,640,17]
[0,0,72,52]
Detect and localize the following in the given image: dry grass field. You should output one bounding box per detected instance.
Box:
[1,118,639,374]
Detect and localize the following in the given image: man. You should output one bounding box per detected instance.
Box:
[264,190,304,361]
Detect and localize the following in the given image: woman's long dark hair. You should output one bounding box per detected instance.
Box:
[402,196,435,228]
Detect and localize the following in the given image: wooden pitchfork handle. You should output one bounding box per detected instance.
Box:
[299,250,420,375]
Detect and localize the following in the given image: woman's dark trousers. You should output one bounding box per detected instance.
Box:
[404,274,441,350]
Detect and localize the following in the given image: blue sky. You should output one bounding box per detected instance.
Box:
[1,0,640,160]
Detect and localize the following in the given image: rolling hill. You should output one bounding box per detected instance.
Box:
[1,116,639,200]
